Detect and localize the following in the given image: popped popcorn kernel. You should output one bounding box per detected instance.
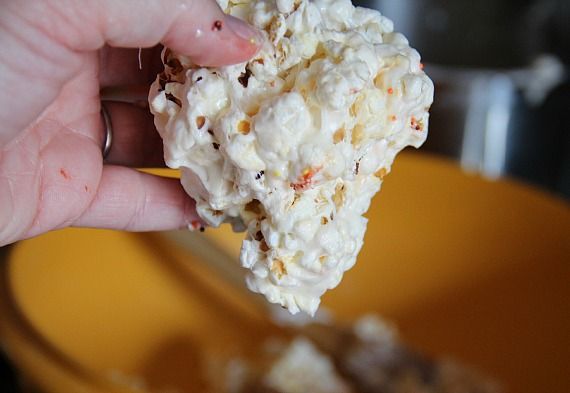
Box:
[150,0,433,315]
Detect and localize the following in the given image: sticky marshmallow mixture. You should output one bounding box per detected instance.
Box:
[149,0,434,315]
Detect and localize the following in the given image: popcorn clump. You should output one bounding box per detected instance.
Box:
[149,0,434,315]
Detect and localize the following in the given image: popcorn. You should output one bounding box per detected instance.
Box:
[149,0,434,315]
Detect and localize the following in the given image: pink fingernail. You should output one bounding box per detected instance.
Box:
[223,14,262,44]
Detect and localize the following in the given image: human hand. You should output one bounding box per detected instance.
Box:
[0,0,260,246]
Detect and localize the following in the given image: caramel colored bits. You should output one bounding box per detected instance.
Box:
[332,183,345,210]
[375,167,388,180]
[196,116,206,129]
[246,107,260,117]
[333,128,345,144]
[271,259,287,278]
[245,199,263,215]
[319,255,327,264]
[165,93,182,107]
[351,124,364,145]
[389,115,397,122]
[237,120,251,135]
[260,240,270,252]
[373,72,384,88]
[321,216,329,225]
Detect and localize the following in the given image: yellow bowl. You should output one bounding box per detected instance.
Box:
[1,153,569,393]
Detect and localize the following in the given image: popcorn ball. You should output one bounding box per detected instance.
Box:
[149,0,434,315]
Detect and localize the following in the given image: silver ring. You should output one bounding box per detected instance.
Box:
[100,103,113,159]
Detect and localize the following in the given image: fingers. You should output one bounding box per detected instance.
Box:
[101,101,165,168]
[51,0,261,66]
[74,166,202,232]
[0,0,260,147]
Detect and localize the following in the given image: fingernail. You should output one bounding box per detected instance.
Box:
[224,14,262,45]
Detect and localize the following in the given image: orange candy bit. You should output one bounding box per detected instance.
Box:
[291,166,321,191]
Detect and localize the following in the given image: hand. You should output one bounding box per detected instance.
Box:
[0,0,260,246]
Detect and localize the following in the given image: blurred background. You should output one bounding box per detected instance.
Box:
[358,0,570,197]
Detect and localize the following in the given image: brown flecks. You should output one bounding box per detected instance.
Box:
[237,120,251,135]
[321,216,328,225]
[166,57,183,74]
[199,226,205,232]
[207,129,214,135]
[165,92,181,107]
[260,239,270,252]
[254,230,264,241]
[255,171,265,180]
[290,193,300,207]
[411,116,424,131]
[330,212,334,221]
[389,115,397,122]
[355,161,360,175]
[351,124,364,145]
[332,183,345,210]
[211,210,223,217]
[196,116,206,129]
[319,255,327,264]
[212,20,223,31]
[84,185,89,192]
[245,199,263,215]
[333,128,345,144]
[59,168,71,180]
[284,29,293,38]
[375,167,388,180]
[158,71,168,91]
[271,259,287,278]
[196,76,203,82]
[238,66,252,88]
[212,142,220,150]
[254,58,265,65]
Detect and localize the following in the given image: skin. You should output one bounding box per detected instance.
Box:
[0,0,261,246]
